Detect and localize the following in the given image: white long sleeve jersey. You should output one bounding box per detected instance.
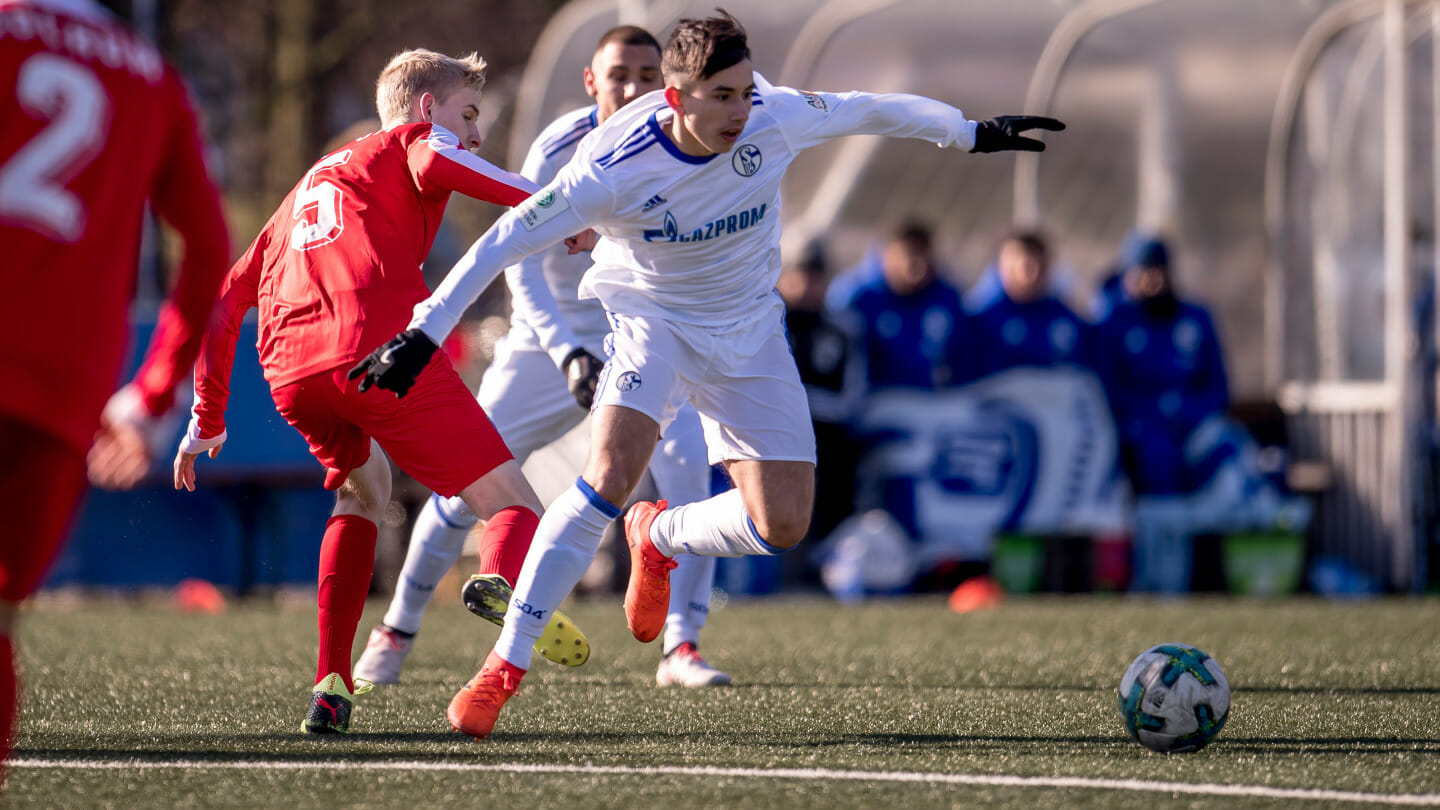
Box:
[503,105,610,367]
[412,73,978,340]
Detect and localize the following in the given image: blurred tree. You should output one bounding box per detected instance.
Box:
[156,0,567,241]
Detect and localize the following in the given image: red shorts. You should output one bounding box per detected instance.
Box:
[0,417,87,602]
[270,355,512,497]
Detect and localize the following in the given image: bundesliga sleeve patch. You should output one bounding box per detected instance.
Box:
[517,188,570,231]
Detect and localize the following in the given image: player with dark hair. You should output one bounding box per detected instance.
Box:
[352,9,1064,739]
[968,229,1096,377]
[355,25,732,690]
[0,0,231,779]
[173,47,590,735]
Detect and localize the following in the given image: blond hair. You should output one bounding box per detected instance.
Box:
[375,49,488,126]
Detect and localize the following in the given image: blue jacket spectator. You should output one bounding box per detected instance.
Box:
[1095,236,1229,494]
[1089,269,1126,321]
[968,231,1096,377]
[825,246,882,314]
[846,222,974,390]
[1090,230,1162,320]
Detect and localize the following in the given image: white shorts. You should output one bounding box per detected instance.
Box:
[595,301,817,466]
[479,332,713,504]
[477,335,588,462]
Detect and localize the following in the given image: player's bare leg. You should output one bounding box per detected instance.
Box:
[333,440,392,522]
[305,442,389,734]
[584,404,663,506]
[627,459,813,642]
[456,459,543,587]
[721,459,814,550]
[643,458,814,558]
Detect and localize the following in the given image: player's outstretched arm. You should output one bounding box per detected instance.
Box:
[969,115,1066,153]
[767,74,1066,156]
[88,77,231,491]
[409,164,611,349]
[171,234,266,490]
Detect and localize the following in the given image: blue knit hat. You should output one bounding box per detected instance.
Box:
[1121,234,1170,271]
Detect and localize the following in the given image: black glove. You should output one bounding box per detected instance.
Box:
[562,347,605,410]
[970,115,1066,153]
[347,328,439,398]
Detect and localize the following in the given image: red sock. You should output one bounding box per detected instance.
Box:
[1,634,15,782]
[475,506,539,585]
[316,515,377,693]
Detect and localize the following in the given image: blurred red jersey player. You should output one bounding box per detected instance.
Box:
[172,48,592,735]
[0,0,231,782]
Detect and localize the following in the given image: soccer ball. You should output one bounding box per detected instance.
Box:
[1117,643,1230,753]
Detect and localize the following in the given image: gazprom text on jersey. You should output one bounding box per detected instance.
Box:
[643,204,767,244]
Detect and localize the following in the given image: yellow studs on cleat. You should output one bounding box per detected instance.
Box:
[528,608,589,667]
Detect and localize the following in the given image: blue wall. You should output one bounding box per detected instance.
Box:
[45,313,331,590]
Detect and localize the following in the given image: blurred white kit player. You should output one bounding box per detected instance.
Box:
[352,10,1061,738]
[355,26,730,690]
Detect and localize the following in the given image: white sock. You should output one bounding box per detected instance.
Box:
[493,478,619,669]
[663,553,715,653]
[381,493,476,635]
[650,488,783,558]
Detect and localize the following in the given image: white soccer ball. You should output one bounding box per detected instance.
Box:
[1117,643,1231,753]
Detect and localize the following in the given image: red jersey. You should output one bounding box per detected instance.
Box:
[0,0,230,454]
[192,122,536,439]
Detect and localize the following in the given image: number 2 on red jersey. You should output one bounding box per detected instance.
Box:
[0,54,108,244]
[290,149,352,251]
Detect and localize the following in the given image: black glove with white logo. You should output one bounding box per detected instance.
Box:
[347,328,439,397]
[970,115,1066,153]
[562,347,605,410]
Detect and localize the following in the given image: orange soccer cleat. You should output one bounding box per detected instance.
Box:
[622,500,677,643]
[447,651,525,740]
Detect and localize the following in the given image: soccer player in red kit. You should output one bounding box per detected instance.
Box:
[0,0,231,780]
[172,48,590,735]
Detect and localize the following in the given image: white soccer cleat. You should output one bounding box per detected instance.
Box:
[655,642,732,687]
[353,624,414,685]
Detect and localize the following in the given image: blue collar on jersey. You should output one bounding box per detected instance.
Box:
[648,112,720,165]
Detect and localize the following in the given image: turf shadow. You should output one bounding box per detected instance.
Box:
[1217,737,1440,754]
[1235,686,1440,696]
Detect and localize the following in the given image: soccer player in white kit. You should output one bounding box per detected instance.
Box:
[353,26,731,689]
[350,10,1063,739]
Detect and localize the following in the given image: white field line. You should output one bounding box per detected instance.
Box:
[11,758,1440,805]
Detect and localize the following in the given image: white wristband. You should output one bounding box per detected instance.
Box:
[179,413,226,455]
[101,383,151,431]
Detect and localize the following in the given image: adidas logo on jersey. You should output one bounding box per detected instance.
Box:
[641,194,667,213]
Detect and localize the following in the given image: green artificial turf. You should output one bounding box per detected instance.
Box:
[8,595,1440,808]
